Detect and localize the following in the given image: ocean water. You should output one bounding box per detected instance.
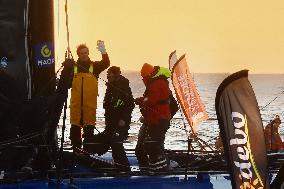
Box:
[58,72,284,151]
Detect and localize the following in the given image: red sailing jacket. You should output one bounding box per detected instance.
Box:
[136,67,171,126]
[264,123,284,151]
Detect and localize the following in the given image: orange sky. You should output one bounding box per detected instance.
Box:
[54,0,284,73]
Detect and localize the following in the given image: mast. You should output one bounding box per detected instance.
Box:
[28,0,55,98]
[0,0,55,99]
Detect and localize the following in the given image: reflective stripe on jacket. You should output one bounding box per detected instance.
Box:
[70,64,98,127]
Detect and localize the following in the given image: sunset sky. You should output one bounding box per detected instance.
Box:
[54,0,284,73]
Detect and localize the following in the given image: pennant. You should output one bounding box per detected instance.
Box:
[215,70,270,189]
[169,51,208,135]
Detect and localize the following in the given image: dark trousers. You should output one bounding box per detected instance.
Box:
[104,114,130,171]
[70,125,94,151]
[135,120,169,172]
[135,124,149,170]
[110,133,130,171]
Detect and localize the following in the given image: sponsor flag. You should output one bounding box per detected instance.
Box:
[215,70,270,189]
[169,51,208,135]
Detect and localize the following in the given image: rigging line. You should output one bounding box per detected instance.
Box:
[260,90,284,111]
[65,0,72,58]
[0,144,55,149]
[280,109,284,116]
[55,0,60,68]
[0,131,42,145]
[0,133,42,147]
[75,147,131,169]
[57,0,60,38]
[25,0,32,99]
[194,136,214,151]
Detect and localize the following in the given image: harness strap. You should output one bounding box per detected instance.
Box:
[74,64,93,74]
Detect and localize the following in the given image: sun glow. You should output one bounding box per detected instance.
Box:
[54,0,284,73]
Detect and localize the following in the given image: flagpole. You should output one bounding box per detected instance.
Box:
[177,107,193,181]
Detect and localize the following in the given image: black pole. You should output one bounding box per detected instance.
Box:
[57,99,67,189]
[185,137,193,181]
[29,0,55,98]
[270,122,273,151]
[177,107,192,181]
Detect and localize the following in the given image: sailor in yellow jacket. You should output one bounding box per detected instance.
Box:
[69,41,110,151]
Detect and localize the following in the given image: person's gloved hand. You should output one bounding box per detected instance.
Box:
[62,58,75,69]
[96,40,106,54]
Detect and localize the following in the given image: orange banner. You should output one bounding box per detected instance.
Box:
[169,51,208,135]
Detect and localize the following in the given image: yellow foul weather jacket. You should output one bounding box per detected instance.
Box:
[70,54,110,127]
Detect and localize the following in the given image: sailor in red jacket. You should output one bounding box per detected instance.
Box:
[264,115,284,151]
[135,63,171,173]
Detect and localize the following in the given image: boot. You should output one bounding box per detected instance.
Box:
[148,154,169,174]
[82,125,95,151]
[135,143,149,173]
[70,125,82,152]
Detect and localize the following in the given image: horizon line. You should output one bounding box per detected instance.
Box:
[121,70,284,75]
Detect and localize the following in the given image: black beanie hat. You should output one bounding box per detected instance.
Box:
[108,66,121,75]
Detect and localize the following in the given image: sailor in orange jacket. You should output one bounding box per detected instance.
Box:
[264,115,284,151]
[67,41,110,151]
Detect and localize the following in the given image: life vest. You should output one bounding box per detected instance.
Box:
[70,64,98,127]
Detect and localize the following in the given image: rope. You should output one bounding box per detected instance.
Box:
[57,2,73,186]
[260,90,284,111]
[74,147,132,170]
[65,0,73,59]
[0,133,42,147]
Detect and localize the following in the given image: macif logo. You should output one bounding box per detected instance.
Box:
[36,43,55,67]
[40,45,52,58]
[0,57,8,68]
[230,112,264,188]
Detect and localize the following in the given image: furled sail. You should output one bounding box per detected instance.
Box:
[215,70,270,189]
[169,51,208,135]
